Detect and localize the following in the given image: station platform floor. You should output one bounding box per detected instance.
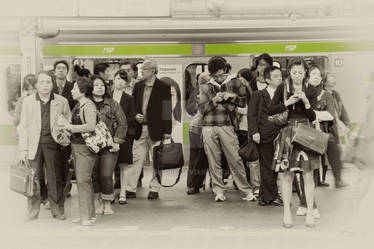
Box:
[0,162,373,249]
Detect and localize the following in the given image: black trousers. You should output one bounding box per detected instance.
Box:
[187,131,209,189]
[236,130,251,184]
[58,146,71,192]
[27,143,64,218]
[258,142,279,202]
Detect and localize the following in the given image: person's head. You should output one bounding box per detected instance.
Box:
[287,57,309,85]
[91,75,110,99]
[307,64,324,87]
[140,59,158,81]
[237,68,255,84]
[22,74,37,96]
[71,77,93,101]
[255,53,273,77]
[53,60,69,80]
[325,72,337,90]
[35,72,54,96]
[208,56,227,84]
[113,69,131,91]
[160,77,181,122]
[264,66,282,88]
[94,63,110,81]
[120,60,138,79]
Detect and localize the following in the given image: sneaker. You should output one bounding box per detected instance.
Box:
[104,209,114,215]
[95,206,104,215]
[242,193,257,202]
[215,194,226,202]
[253,189,260,198]
[296,206,307,216]
[119,197,127,205]
[313,208,321,219]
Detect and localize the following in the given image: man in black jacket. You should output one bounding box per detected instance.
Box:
[130,59,172,200]
[248,66,283,206]
[54,60,75,197]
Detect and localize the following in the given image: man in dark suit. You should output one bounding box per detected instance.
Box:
[54,60,75,197]
[248,66,283,206]
[131,59,172,200]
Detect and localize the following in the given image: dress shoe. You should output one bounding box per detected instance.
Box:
[187,188,200,195]
[270,198,283,206]
[126,191,137,199]
[147,191,159,200]
[258,198,269,206]
[53,214,66,220]
[317,181,330,187]
[336,180,348,188]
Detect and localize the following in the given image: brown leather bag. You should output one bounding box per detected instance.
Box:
[10,160,35,198]
[292,123,330,155]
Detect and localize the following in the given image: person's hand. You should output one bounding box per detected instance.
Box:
[163,134,171,140]
[212,92,224,104]
[297,91,309,105]
[60,124,73,132]
[223,92,236,101]
[285,94,300,106]
[19,151,28,163]
[109,143,120,152]
[252,133,260,144]
[135,114,144,124]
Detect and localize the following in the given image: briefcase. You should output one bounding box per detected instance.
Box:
[292,123,329,155]
[153,138,184,187]
[10,160,35,198]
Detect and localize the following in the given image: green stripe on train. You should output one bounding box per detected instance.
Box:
[205,41,374,55]
[0,125,17,145]
[43,44,192,56]
[0,46,20,56]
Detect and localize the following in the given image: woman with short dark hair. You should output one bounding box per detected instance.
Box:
[61,77,98,226]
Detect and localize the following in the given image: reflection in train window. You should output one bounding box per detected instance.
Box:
[184,63,207,116]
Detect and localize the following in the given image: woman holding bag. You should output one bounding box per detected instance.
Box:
[61,77,98,226]
[269,58,319,228]
[90,75,127,214]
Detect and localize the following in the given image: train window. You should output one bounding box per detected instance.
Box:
[184,63,207,116]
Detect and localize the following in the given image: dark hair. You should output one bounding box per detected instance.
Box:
[114,69,130,83]
[75,77,93,98]
[91,75,110,99]
[225,63,232,74]
[120,60,138,72]
[255,53,273,68]
[237,68,254,82]
[22,74,36,91]
[264,66,281,80]
[160,77,181,122]
[287,57,309,79]
[208,56,227,75]
[53,60,69,72]
[94,63,109,75]
[308,63,325,84]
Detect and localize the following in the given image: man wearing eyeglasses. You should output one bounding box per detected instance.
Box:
[129,59,172,200]
[199,56,256,202]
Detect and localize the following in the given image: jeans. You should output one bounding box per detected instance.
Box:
[71,143,98,220]
[92,148,119,201]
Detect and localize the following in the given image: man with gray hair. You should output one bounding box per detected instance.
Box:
[125,59,172,200]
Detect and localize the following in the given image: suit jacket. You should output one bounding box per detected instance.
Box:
[18,93,72,160]
[61,81,75,110]
[118,91,137,138]
[132,78,172,141]
[248,89,280,144]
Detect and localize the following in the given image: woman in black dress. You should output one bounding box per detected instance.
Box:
[112,70,137,204]
[269,58,319,228]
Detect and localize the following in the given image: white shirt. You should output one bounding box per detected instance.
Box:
[171,120,183,144]
[112,90,122,104]
[266,86,276,100]
[257,80,267,91]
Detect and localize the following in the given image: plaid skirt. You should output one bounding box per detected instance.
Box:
[273,118,320,173]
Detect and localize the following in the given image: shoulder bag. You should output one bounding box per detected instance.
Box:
[10,160,35,197]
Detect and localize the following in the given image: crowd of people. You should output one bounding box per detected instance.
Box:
[13,54,374,229]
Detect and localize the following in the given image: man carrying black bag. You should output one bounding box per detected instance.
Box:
[248,66,283,206]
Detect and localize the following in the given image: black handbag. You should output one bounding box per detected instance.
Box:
[153,138,184,187]
[292,123,330,155]
[10,160,35,198]
[239,139,259,162]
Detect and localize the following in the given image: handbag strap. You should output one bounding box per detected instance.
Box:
[155,166,183,188]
